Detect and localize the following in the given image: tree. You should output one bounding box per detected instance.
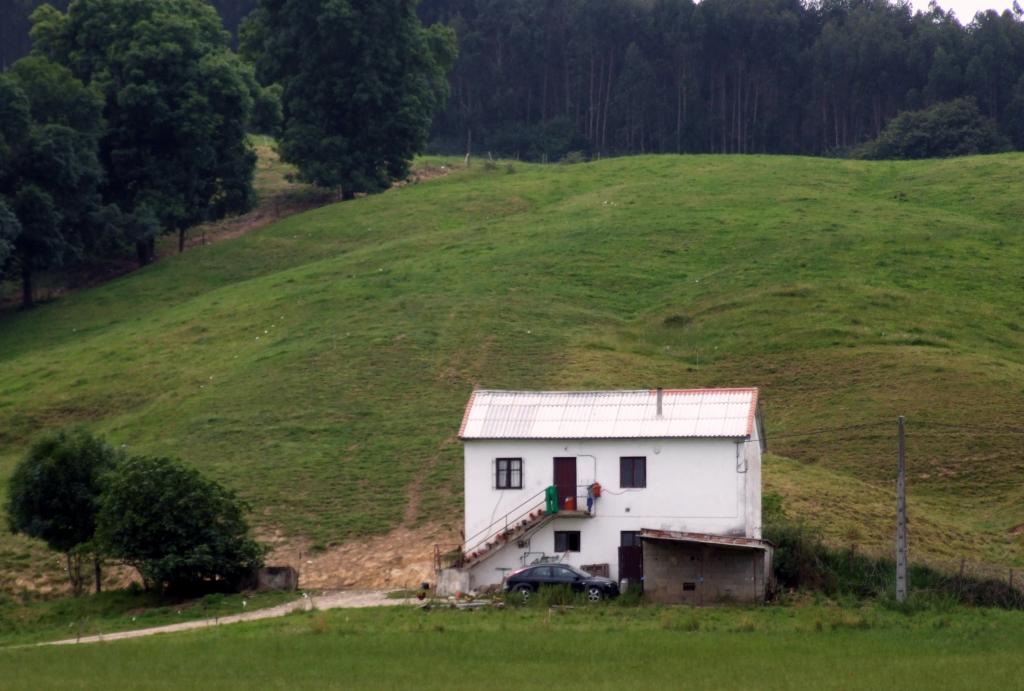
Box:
[1005,75,1024,148]
[250,82,283,136]
[5,429,120,594]
[97,456,264,592]
[0,202,21,277]
[857,97,1011,159]
[242,0,457,198]
[31,0,259,262]
[0,56,106,308]
[8,0,1024,164]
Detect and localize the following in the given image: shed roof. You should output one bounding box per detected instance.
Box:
[640,529,773,552]
[459,388,759,440]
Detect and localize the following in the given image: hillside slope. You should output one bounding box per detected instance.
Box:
[2,154,1023,591]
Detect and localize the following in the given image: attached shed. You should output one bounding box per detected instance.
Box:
[641,529,773,605]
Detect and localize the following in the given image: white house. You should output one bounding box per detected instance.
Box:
[448,387,772,603]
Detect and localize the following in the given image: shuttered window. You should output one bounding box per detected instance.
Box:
[620,456,647,488]
[496,458,523,489]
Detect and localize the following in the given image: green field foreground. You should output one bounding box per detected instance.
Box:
[2,153,1024,590]
[4,604,1024,690]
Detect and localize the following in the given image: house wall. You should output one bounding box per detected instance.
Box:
[642,541,767,605]
[463,436,763,588]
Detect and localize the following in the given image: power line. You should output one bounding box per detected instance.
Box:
[764,421,891,441]
[757,420,1024,442]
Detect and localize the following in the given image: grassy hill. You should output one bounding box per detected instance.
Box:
[2,153,1023,591]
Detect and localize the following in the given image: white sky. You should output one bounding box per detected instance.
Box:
[911,0,1018,21]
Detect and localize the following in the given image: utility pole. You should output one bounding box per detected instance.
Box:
[896,415,908,603]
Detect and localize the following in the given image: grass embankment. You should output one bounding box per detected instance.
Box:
[4,603,1024,689]
[0,589,296,647]
[1,153,1024,591]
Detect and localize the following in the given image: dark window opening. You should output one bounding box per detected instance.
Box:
[554,530,581,552]
[620,530,642,547]
[496,458,522,489]
[620,457,647,488]
[683,582,697,591]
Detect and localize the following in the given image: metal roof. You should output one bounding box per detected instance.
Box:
[640,529,774,551]
[459,388,759,440]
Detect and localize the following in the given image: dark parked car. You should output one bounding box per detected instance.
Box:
[504,564,619,602]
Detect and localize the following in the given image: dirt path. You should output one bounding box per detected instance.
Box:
[39,590,407,647]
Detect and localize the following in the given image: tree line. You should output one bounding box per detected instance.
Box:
[8,0,1024,162]
[8,0,1024,161]
[417,0,1024,159]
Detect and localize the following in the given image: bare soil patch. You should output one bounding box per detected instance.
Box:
[262,522,459,591]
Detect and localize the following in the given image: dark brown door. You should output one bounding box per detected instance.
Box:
[553,457,576,508]
[619,531,643,585]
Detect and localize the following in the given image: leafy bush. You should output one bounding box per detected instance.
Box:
[765,510,1024,609]
[762,490,786,526]
[561,151,587,165]
[250,83,283,136]
[97,456,264,593]
[530,584,585,608]
[856,98,1010,160]
[5,429,120,593]
[488,117,587,162]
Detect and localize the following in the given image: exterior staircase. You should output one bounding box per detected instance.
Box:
[458,488,551,568]
[458,486,592,569]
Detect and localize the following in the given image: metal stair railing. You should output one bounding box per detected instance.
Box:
[463,511,554,567]
[462,488,552,562]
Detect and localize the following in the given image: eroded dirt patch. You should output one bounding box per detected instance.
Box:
[262,522,459,590]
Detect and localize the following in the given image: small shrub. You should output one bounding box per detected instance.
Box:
[730,616,757,633]
[614,588,644,607]
[308,613,329,634]
[662,314,692,328]
[659,614,700,634]
[856,98,1010,160]
[878,590,958,615]
[531,585,585,608]
[482,159,498,171]
[829,612,871,631]
[202,593,225,609]
[504,162,517,174]
[561,150,587,165]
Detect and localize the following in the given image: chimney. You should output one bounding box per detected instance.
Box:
[656,387,663,417]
